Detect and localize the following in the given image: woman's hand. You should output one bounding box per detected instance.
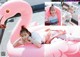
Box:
[22,35,31,44]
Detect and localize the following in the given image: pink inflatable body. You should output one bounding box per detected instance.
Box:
[45,6,61,25]
[0,0,80,57]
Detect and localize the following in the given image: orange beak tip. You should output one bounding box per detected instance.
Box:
[0,24,6,29]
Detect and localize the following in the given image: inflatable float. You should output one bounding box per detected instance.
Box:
[0,0,80,57]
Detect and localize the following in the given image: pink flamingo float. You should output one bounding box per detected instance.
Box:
[0,0,80,57]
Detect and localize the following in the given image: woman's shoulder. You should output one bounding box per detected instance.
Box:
[31,31,42,38]
[31,31,38,35]
[31,32,39,36]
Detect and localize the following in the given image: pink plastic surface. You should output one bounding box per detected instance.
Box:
[0,0,80,57]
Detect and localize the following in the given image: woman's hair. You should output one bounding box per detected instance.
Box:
[49,4,55,14]
[49,4,54,11]
[20,25,31,36]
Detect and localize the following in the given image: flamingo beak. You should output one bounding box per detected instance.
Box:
[0,15,6,29]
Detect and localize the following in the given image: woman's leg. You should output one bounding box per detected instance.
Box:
[45,30,52,44]
[45,30,66,44]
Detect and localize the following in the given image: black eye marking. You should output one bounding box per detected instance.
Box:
[6,10,10,13]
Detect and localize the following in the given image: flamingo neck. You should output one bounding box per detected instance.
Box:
[10,11,32,43]
[21,12,31,27]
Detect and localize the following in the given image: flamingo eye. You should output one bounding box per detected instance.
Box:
[6,10,10,13]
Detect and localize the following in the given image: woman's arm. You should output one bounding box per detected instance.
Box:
[28,37,42,48]
[13,38,22,47]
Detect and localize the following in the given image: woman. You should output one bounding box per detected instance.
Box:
[45,4,58,25]
[13,26,66,48]
[13,26,42,48]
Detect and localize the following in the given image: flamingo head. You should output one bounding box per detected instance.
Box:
[0,0,32,29]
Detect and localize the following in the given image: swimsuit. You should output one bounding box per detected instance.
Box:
[49,15,58,25]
